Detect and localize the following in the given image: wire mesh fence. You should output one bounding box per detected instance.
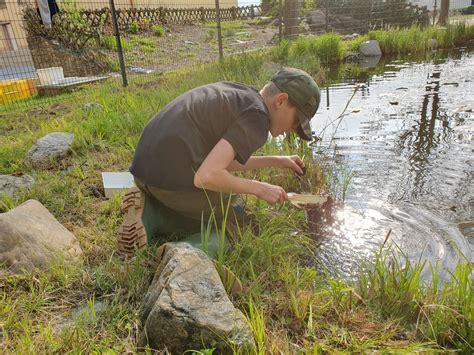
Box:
[0,0,472,110]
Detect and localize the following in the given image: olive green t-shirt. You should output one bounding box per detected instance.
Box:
[130,82,270,191]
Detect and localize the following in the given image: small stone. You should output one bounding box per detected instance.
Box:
[25,132,74,169]
[83,102,103,112]
[0,174,34,197]
[129,66,154,75]
[351,108,361,113]
[389,101,399,105]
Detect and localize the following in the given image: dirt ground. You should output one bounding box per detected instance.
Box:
[119,19,279,72]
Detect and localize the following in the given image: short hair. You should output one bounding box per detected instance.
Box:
[261,82,295,108]
[261,82,281,97]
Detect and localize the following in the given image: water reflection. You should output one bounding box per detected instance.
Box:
[310,49,474,281]
[397,71,443,201]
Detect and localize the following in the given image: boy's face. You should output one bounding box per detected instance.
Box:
[269,93,300,138]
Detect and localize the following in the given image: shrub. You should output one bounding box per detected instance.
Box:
[460,5,474,15]
[128,21,139,34]
[151,25,165,37]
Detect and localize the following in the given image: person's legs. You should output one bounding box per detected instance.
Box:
[117,178,259,257]
[117,181,201,257]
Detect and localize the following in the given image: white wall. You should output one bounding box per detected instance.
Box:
[409,0,472,11]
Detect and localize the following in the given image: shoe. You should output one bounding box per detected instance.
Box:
[117,187,147,258]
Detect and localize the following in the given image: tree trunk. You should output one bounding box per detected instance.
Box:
[284,0,300,39]
[437,0,449,26]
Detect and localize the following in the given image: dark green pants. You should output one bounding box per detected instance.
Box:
[134,178,257,257]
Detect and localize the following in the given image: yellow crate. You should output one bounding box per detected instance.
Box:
[0,79,37,104]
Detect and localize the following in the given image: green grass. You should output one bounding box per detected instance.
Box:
[1,25,473,353]
[102,35,131,52]
[151,25,165,37]
[276,23,474,62]
[362,24,474,55]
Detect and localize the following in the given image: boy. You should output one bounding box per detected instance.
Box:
[118,67,321,256]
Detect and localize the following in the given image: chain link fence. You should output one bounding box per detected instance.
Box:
[0,0,472,109]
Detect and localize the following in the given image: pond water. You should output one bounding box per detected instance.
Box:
[310,49,474,282]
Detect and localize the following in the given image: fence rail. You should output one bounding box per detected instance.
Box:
[0,0,472,109]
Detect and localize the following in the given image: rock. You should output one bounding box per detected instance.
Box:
[25,132,74,169]
[130,66,154,74]
[53,300,105,336]
[302,20,311,32]
[270,18,281,27]
[308,10,326,26]
[359,40,382,56]
[0,174,34,197]
[82,102,103,112]
[138,243,254,353]
[0,200,82,273]
[359,54,381,68]
[342,33,359,40]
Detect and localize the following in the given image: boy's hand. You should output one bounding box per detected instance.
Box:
[279,155,305,175]
[255,182,288,204]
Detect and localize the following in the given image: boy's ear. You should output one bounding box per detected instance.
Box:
[276,92,289,107]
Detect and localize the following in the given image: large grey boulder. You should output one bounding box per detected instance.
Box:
[0,174,34,197]
[25,132,74,168]
[139,243,254,353]
[308,10,326,26]
[0,200,82,273]
[359,40,382,56]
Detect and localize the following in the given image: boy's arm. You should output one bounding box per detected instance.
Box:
[227,155,305,174]
[194,139,287,204]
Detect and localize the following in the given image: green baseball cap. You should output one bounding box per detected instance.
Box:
[270,67,321,141]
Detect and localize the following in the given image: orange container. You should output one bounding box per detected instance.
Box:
[0,79,37,104]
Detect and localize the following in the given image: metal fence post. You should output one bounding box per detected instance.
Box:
[325,0,329,33]
[368,0,373,30]
[433,0,438,26]
[109,0,128,87]
[215,0,224,61]
[278,0,283,43]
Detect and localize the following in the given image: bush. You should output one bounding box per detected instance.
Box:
[128,21,139,34]
[460,6,474,15]
[151,25,165,37]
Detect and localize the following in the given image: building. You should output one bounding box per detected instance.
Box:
[409,0,471,11]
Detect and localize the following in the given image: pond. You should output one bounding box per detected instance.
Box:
[311,49,473,282]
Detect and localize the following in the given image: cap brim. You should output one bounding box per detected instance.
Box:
[296,109,312,141]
